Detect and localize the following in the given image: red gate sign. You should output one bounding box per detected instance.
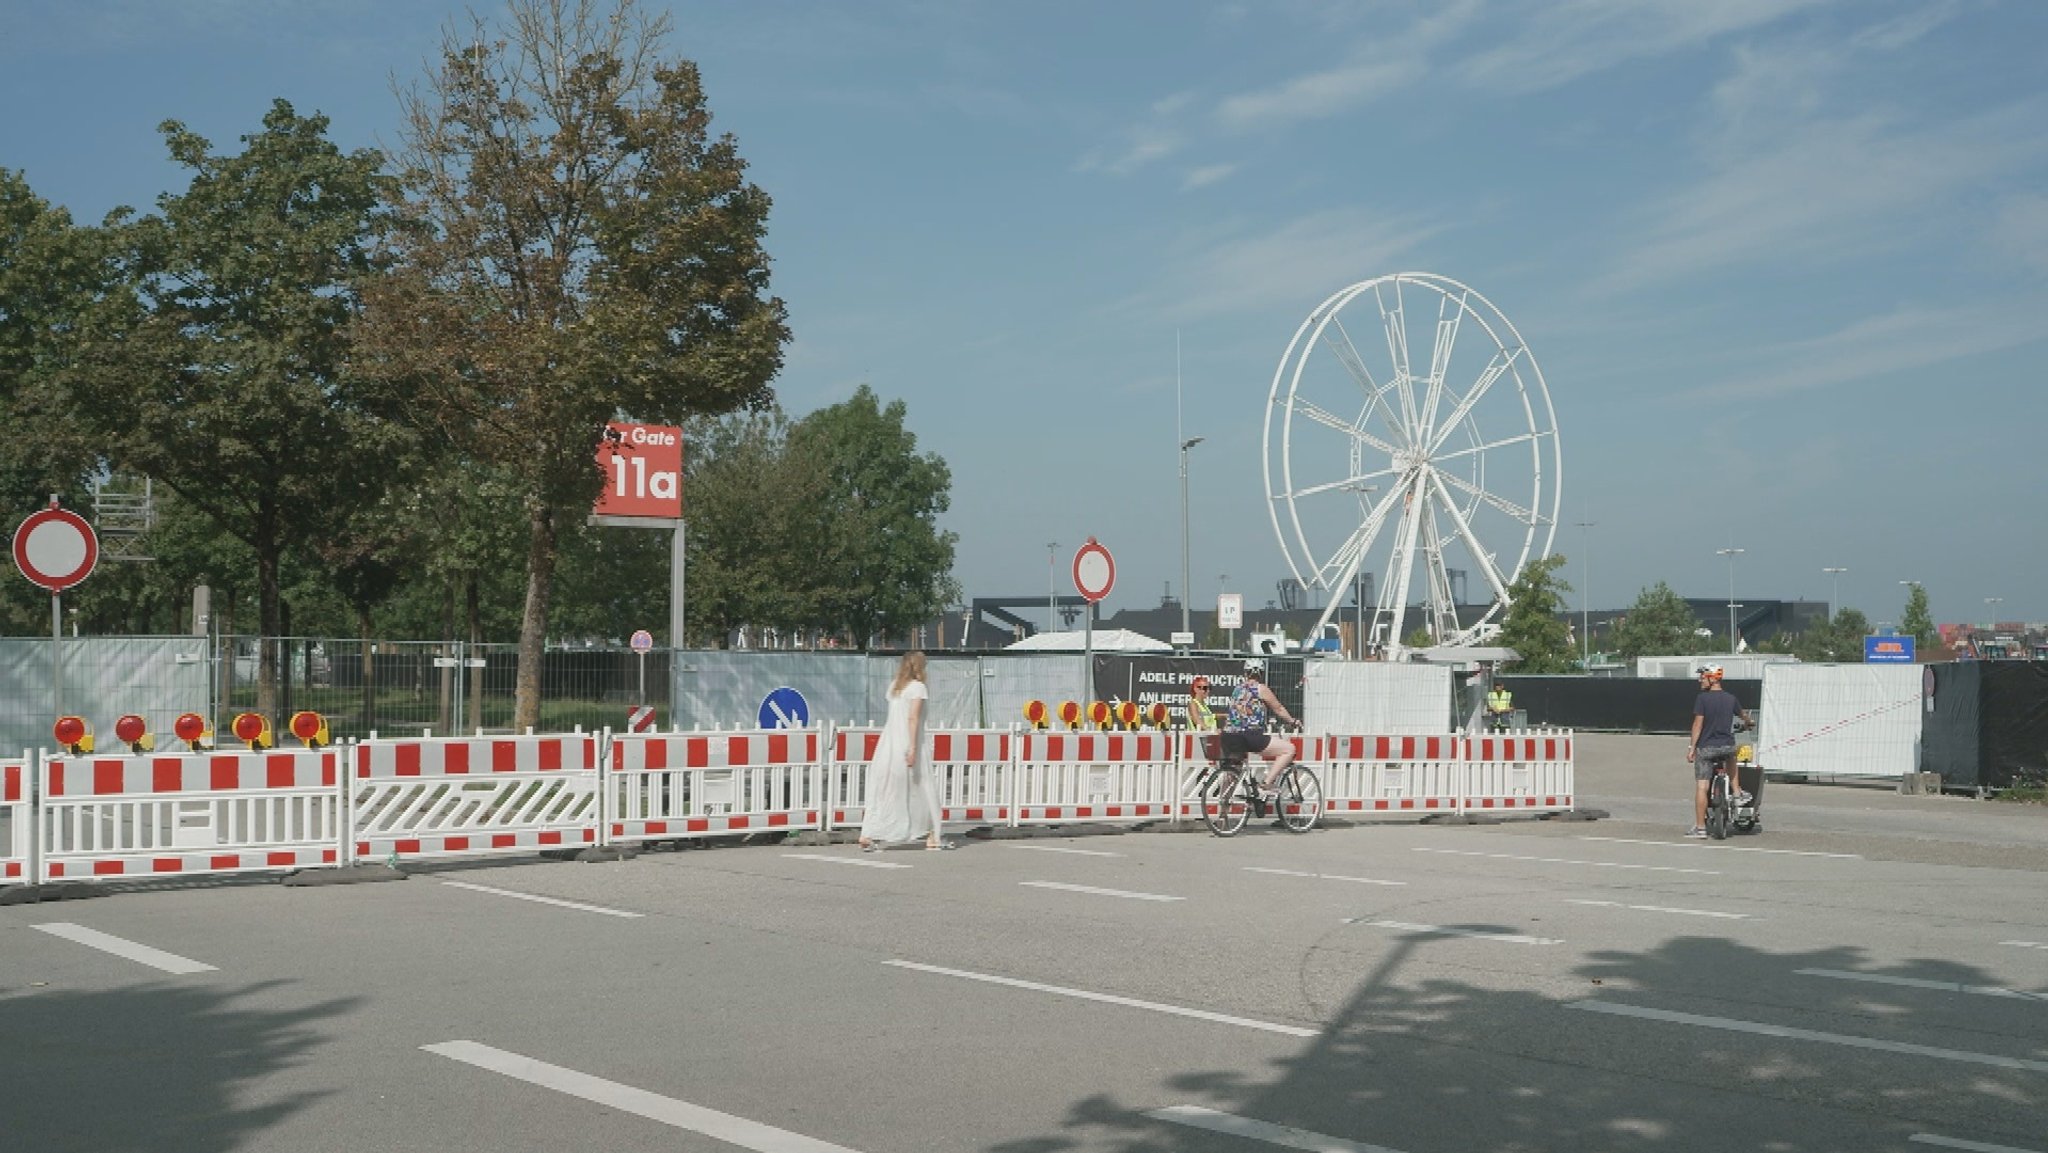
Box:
[1073,537,1115,603]
[12,501,98,592]
[594,423,683,520]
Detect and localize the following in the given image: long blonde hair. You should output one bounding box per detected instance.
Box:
[891,650,927,695]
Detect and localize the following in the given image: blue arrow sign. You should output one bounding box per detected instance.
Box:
[759,686,810,730]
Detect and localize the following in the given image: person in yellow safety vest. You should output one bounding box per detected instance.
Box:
[1187,675,1217,732]
[1486,680,1514,729]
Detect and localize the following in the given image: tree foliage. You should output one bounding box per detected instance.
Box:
[1611,581,1712,661]
[1497,554,1574,673]
[357,0,788,727]
[1762,607,1870,663]
[1900,582,1934,650]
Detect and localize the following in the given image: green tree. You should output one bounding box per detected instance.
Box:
[1900,582,1934,652]
[358,0,788,728]
[1611,581,1711,661]
[1496,553,1574,673]
[680,409,823,645]
[791,386,958,647]
[1774,607,1869,663]
[65,102,393,714]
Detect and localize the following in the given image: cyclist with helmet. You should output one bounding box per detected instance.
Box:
[1686,664,1752,837]
[1225,660,1301,798]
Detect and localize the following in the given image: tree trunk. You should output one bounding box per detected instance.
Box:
[438,579,456,734]
[357,605,375,737]
[466,571,483,732]
[514,503,557,733]
[256,535,281,722]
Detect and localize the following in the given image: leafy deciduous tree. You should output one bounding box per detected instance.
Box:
[1497,553,1574,673]
[1611,581,1713,662]
[1900,582,1935,651]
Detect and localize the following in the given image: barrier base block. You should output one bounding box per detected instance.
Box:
[1543,808,1607,821]
[1420,813,1505,825]
[283,864,408,887]
[575,845,641,863]
[970,823,1128,841]
[0,883,113,906]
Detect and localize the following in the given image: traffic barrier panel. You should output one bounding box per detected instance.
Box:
[1013,730,1178,825]
[1318,735,1464,816]
[38,749,342,880]
[352,733,598,863]
[826,726,882,830]
[608,728,823,843]
[1460,731,1575,812]
[2,752,31,883]
[928,728,1013,824]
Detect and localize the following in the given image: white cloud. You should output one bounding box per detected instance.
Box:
[1850,0,1967,50]
[1076,128,1182,176]
[1995,193,2048,271]
[1117,207,1446,321]
[1181,163,1237,190]
[1216,58,1423,132]
[1459,0,1827,93]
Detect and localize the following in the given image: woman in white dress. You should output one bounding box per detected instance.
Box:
[858,651,953,851]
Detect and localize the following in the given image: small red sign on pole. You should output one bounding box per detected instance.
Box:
[1072,538,1115,604]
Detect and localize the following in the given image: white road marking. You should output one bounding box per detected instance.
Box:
[1149,1105,1407,1152]
[1020,881,1182,902]
[1912,1133,2045,1153]
[32,923,216,975]
[441,880,643,919]
[1413,846,1719,875]
[1566,1000,2048,1073]
[884,960,1317,1038]
[2001,941,2048,951]
[1246,866,1404,887]
[1347,919,1561,946]
[1005,844,1123,857]
[423,1040,861,1152]
[1567,899,1750,920]
[1579,835,1860,859]
[1796,968,2048,1003]
[781,853,911,870]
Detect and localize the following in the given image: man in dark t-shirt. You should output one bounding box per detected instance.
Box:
[1685,665,1751,836]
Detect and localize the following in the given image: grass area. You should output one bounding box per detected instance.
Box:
[222,684,646,740]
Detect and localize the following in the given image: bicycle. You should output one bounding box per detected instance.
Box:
[1701,749,1761,840]
[1193,729,1323,837]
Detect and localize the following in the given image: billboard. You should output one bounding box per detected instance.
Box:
[1864,634,1915,663]
[593,422,683,521]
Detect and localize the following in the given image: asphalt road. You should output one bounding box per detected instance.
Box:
[4,733,2046,1153]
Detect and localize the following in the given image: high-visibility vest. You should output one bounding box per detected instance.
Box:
[1487,688,1512,711]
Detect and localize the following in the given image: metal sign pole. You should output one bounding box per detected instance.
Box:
[1083,607,1093,709]
[50,592,61,719]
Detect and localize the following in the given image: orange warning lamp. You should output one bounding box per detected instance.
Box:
[230,712,273,751]
[1146,702,1168,729]
[288,710,330,748]
[1023,700,1049,730]
[1088,700,1112,731]
[52,715,93,755]
[1057,700,1082,730]
[1115,700,1138,730]
[113,714,154,754]
[173,712,213,752]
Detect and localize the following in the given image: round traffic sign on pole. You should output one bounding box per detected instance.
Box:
[12,501,98,592]
[1073,537,1115,604]
[629,629,655,653]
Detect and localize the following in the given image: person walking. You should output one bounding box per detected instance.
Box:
[859,651,953,852]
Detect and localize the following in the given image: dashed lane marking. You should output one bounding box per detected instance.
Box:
[1566,1000,2048,1073]
[1019,881,1182,902]
[781,853,912,870]
[1413,846,1720,875]
[1911,1133,2044,1153]
[1149,1105,1409,1152]
[1346,918,1562,946]
[1004,844,1124,857]
[1579,835,1860,859]
[441,880,643,918]
[1796,968,2048,1003]
[32,923,216,975]
[884,961,1317,1038]
[1567,899,1751,920]
[423,1041,862,1152]
[1245,866,1404,887]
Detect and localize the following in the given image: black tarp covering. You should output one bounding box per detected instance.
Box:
[1498,676,1761,734]
[1922,661,2048,789]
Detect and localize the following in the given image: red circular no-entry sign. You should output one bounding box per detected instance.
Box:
[1072,537,1115,604]
[12,503,98,592]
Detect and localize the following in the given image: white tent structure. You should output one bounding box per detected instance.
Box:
[1005,629,1170,653]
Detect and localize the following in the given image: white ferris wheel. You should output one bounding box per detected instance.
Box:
[1264,272,1561,661]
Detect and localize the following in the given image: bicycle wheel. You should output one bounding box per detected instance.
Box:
[1278,766,1323,832]
[1201,770,1251,837]
[1706,774,1731,840]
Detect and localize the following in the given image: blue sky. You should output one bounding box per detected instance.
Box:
[5,0,2044,631]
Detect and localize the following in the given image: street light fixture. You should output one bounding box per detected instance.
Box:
[1577,519,1596,668]
[1716,547,1744,652]
[1046,541,1058,635]
[1822,566,1847,624]
[1985,596,2003,635]
[1179,436,1204,639]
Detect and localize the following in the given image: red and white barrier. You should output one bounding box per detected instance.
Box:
[1460,731,1575,812]
[352,733,599,863]
[3,754,31,883]
[928,729,1014,824]
[826,727,882,829]
[1012,730,1178,824]
[608,729,823,843]
[1319,735,1465,815]
[37,749,342,880]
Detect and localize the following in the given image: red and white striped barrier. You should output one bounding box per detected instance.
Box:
[826,727,882,829]
[1460,731,1574,812]
[928,729,1014,824]
[1012,730,1178,824]
[352,733,599,863]
[608,729,823,843]
[37,750,342,880]
[1318,735,1465,815]
[3,754,31,883]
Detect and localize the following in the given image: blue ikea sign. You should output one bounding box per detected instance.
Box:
[1864,635,1915,663]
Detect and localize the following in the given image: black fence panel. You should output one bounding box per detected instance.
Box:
[1924,660,2048,790]
[1500,676,1761,733]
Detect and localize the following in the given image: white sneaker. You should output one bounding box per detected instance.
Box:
[1735,791,1754,806]
[1684,827,1707,838]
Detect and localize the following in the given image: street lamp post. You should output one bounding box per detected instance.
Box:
[1822,566,1847,623]
[1046,541,1057,635]
[1179,436,1204,639]
[1717,547,1744,652]
[1985,596,2002,629]
[1577,519,1596,668]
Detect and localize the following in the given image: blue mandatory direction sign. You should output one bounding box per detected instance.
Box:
[759,686,810,730]
[1865,634,1916,663]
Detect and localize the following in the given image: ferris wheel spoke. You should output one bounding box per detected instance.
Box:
[1419,291,1468,446]
[1435,468,1539,525]
[1430,429,1544,466]
[1288,463,1402,501]
[1427,347,1521,455]
[1291,397,1402,458]
[1322,320,1411,447]
[1373,282,1422,438]
[1316,491,1399,590]
[1426,470,1514,608]
[1416,498,1460,638]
